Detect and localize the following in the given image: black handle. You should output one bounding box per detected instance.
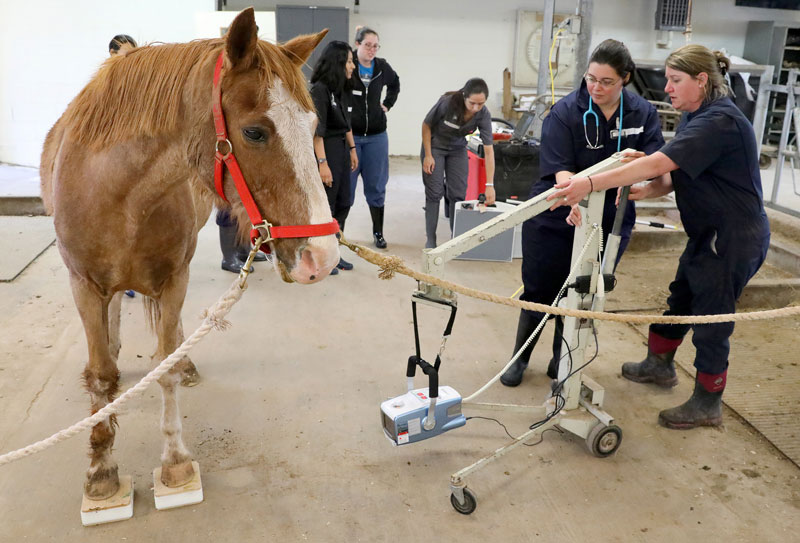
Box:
[406,356,439,398]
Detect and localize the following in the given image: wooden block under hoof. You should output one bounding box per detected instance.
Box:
[80,475,134,526]
[153,461,203,510]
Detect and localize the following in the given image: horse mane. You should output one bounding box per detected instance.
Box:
[61,38,313,150]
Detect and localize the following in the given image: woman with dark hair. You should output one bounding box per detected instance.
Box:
[349,26,400,249]
[108,34,137,55]
[550,44,770,429]
[500,39,666,388]
[311,40,358,273]
[421,78,496,248]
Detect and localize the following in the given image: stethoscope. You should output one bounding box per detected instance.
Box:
[583,90,624,151]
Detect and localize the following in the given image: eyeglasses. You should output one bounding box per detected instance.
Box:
[362,43,380,50]
[584,74,620,89]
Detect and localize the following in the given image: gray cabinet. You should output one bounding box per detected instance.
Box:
[276,6,349,79]
[744,21,800,145]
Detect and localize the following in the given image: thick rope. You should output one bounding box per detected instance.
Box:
[339,238,800,324]
[0,277,247,467]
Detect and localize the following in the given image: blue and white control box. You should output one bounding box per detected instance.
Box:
[381,386,467,446]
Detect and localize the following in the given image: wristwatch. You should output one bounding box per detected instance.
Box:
[317,158,327,164]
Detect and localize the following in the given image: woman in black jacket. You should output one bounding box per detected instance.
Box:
[311,40,359,273]
[349,26,400,248]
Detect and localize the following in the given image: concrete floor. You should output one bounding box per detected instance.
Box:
[0,158,798,541]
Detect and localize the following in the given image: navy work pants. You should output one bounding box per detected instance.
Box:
[650,233,769,375]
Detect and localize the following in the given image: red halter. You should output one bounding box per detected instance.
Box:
[211,52,339,252]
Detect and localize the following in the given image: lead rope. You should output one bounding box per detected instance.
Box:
[0,237,266,468]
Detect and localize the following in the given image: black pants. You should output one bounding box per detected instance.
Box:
[323,135,351,230]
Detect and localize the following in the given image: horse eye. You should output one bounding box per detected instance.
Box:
[242,127,267,143]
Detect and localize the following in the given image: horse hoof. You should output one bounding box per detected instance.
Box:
[84,468,121,501]
[177,360,201,387]
[160,460,195,488]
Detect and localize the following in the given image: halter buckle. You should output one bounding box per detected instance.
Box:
[253,221,274,243]
[215,138,233,158]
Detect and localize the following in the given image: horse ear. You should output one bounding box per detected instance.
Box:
[225,7,258,69]
[283,29,329,67]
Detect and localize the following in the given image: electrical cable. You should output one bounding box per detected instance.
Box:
[467,416,564,446]
[463,225,601,403]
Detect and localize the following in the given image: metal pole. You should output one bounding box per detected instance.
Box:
[771,69,798,204]
[572,0,594,90]
[752,65,774,161]
[532,0,556,139]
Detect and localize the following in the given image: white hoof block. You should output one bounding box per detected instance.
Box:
[153,461,203,510]
[80,475,134,526]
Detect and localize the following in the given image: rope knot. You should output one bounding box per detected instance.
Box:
[378,256,403,280]
[201,309,232,331]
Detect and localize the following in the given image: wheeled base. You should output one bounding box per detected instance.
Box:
[153,461,204,510]
[80,475,134,526]
[449,377,622,515]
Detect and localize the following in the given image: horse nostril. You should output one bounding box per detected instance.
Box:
[309,274,316,281]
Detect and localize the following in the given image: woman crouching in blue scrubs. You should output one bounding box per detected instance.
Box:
[500,39,667,387]
[549,45,770,429]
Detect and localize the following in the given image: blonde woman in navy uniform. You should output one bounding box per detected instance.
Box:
[501,40,666,388]
[550,44,770,429]
[421,78,496,248]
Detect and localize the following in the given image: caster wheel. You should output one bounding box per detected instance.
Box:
[586,424,622,458]
[758,153,772,170]
[450,487,477,515]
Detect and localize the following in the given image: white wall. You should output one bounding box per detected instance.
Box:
[0,0,276,167]
[2,0,799,166]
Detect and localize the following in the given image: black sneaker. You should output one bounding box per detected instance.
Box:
[373,233,387,249]
[337,258,354,271]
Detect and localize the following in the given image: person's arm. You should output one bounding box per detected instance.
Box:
[314,136,332,187]
[382,64,400,112]
[629,173,674,201]
[548,151,678,210]
[422,122,435,174]
[482,144,496,205]
[346,130,358,171]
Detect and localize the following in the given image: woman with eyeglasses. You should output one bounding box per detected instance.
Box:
[349,26,400,249]
[549,45,770,430]
[501,39,666,388]
[421,77,496,248]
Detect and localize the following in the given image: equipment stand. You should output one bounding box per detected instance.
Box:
[417,151,633,514]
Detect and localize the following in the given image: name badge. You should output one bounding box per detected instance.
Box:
[610,126,644,138]
[444,120,460,129]
[352,90,363,96]
[348,106,352,112]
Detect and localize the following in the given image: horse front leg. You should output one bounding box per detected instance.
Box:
[108,291,123,362]
[70,275,121,500]
[153,270,195,487]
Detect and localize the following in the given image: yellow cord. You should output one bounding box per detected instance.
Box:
[549,28,564,105]
[511,284,524,299]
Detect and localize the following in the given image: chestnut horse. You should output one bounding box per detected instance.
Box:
[39,8,338,500]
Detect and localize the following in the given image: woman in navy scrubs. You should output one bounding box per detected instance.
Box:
[421,78,496,248]
[501,40,666,387]
[550,45,770,429]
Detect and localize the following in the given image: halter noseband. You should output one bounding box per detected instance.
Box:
[211,51,339,253]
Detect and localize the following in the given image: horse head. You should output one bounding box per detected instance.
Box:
[211,8,339,284]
